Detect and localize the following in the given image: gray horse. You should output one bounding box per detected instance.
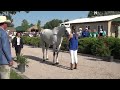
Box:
[40,26,70,65]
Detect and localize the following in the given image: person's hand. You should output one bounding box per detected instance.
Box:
[9,60,13,66]
[70,34,73,38]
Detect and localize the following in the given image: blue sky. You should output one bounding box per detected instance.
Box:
[12,11,89,27]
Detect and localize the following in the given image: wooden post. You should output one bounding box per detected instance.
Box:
[118,26,120,38]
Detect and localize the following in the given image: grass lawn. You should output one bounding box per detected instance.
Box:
[10,69,23,79]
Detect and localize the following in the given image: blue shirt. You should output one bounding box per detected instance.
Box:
[69,34,78,50]
[82,31,89,37]
[0,28,12,65]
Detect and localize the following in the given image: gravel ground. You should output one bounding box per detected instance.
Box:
[11,45,120,79]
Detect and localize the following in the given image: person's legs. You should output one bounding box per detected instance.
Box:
[0,65,10,79]
[15,46,18,56]
[17,46,21,55]
[15,46,21,56]
[70,50,74,70]
[73,50,78,69]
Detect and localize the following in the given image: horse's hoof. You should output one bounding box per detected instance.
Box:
[43,60,45,62]
[46,58,49,60]
[55,62,59,65]
[52,63,56,65]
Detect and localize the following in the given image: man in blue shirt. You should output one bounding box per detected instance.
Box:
[82,28,90,37]
[0,16,13,79]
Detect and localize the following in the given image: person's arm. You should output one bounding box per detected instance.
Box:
[1,32,13,65]
[68,33,73,41]
[12,37,15,47]
[21,37,23,48]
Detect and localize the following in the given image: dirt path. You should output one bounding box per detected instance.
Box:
[11,45,120,79]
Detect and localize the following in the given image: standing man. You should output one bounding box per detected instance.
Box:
[0,16,13,79]
[12,32,23,56]
[82,28,90,38]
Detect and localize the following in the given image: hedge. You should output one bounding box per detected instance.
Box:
[22,36,120,60]
[22,36,41,47]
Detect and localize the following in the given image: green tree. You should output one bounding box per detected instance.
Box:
[21,19,29,32]
[64,19,69,22]
[37,20,41,31]
[44,19,63,29]
[29,23,34,28]
[16,26,24,32]
[0,11,29,28]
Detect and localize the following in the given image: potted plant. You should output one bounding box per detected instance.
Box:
[97,45,114,62]
[15,54,29,73]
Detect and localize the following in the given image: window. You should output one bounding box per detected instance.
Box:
[98,25,104,33]
[86,26,90,29]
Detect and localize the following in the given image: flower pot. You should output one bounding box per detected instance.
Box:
[102,56,114,62]
[18,64,25,73]
[109,56,114,62]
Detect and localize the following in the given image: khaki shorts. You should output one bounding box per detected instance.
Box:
[0,65,11,79]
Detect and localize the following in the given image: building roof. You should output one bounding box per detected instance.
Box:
[7,27,16,31]
[62,14,120,24]
[27,25,38,32]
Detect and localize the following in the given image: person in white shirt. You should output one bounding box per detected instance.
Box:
[12,32,23,56]
[99,29,103,36]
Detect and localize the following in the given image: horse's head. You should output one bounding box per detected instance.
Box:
[65,27,71,37]
[54,26,71,37]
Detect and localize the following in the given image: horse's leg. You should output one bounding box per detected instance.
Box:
[46,44,49,60]
[55,51,59,65]
[41,40,45,61]
[55,44,62,65]
[56,37,63,64]
[53,44,56,64]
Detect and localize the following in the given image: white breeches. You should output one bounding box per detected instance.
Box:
[70,50,78,64]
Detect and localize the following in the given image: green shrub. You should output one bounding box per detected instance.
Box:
[22,36,120,60]
[112,38,120,59]
[61,37,69,51]
[91,38,111,57]
[78,37,97,54]
[22,36,41,47]
[10,69,23,79]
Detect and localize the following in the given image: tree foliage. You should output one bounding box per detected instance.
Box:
[64,19,69,22]
[37,20,41,31]
[29,23,34,28]
[16,26,24,32]
[0,11,29,28]
[21,19,29,31]
[44,19,63,29]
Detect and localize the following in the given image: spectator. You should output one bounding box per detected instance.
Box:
[0,16,13,79]
[99,28,103,37]
[82,28,90,37]
[91,29,98,38]
[12,32,23,56]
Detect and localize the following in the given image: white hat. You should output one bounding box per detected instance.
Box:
[0,16,11,24]
[79,28,82,30]
[100,28,102,31]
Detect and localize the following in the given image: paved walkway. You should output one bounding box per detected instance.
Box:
[11,45,120,79]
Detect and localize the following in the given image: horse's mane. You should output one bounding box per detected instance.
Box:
[53,26,65,31]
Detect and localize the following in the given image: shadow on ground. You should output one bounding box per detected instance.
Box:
[84,57,120,63]
[24,55,70,70]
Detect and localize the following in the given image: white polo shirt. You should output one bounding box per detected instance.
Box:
[17,37,20,45]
